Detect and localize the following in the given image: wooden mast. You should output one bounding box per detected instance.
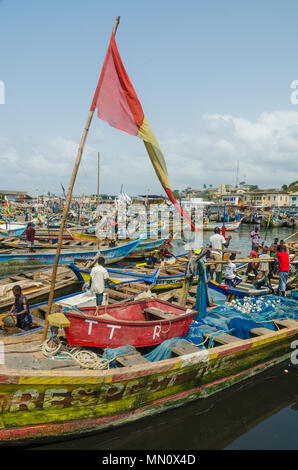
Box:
[97,151,100,248]
[42,16,120,342]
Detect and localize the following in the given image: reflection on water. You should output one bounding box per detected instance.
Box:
[29,363,298,450]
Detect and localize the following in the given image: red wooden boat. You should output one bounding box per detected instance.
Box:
[63,299,196,348]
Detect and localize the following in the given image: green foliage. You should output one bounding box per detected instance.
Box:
[172,189,180,199]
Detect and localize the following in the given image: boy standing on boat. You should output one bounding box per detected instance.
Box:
[9,285,32,330]
[26,223,35,252]
[224,253,242,287]
[209,227,231,283]
[250,227,260,249]
[89,256,111,307]
[275,246,290,296]
[253,246,273,291]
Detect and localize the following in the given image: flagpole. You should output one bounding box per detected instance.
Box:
[42,16,120,343]
[97,151,100,249]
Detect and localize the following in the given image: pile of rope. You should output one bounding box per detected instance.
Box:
[42,330,112,370]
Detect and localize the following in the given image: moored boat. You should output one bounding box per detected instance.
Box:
[62,299,196,348]
[0,224,27,238]
[0,313,297,444]
[0,237,145,267]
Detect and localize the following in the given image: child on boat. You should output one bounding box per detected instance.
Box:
[253,246,273,291]
[224,253,242,287]
[8,285,32,330]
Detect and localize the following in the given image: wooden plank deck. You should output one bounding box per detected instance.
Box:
[116,352,150,367]
[172,341,200,355]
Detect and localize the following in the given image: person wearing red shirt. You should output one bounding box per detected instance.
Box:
[246,246,259,278]
[275,246,290,296]
[26,223,35,252]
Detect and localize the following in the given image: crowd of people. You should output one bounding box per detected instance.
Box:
[207,226,297,296]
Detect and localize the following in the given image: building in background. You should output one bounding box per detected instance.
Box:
[0,190,32,202]
[242,189,290,207]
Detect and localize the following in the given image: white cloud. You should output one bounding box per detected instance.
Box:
[0,110,297,195]
[162,111,298,189]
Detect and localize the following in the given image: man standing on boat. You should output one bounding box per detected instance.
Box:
[275,245,290,296]
[89,256,111,307]
[209,227,231,283]
[8,285,32,330]
[26,223,35,252]
[250,226,260,249]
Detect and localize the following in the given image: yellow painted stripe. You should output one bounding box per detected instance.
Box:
[251,331,287,348]
[18,375,113,385]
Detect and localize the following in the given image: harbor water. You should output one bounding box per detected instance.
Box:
[22,224,298,450]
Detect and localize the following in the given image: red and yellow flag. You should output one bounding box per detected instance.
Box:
[91,32,196,231]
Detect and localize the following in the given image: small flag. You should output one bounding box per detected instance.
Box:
[4,196,11,215]
[238,199,244,208]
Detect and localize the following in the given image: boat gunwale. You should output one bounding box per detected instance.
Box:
[0,322,297,381]
[64,307,195,326]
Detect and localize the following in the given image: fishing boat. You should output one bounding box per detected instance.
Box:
[1,238,102,251]
[62,299,196,348]
[0,237,145,267]
[0,223,27,238]
[69,251,247,293]
[202,219,243,231]
[2,16,297,445]
[0,311,297,444]
[69,231,169,256]
[0,267,78,313]
[208,279,274,298]
[69,260,193,292]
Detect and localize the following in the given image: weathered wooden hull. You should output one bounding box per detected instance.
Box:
[0,224,27,238]
[208,279,272,297]
[202,220,242,231]
[0,322,297,444]
[0,266,78,313]
[70,263,194,292]
[0,238,144,267]
[70,232,168,256]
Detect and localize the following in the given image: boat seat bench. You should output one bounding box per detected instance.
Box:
[116,352,150,367]
[204,332,240,345]
[172,341,200,356]
[250,327,275,336]
[143,307,177,320]
[274,319,298,329]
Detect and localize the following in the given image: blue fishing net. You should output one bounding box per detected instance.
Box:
[102,344,136,368]
[144,338,191,362]
[205,291,298,339]
[194,259,208,319]
[101,289,298,364]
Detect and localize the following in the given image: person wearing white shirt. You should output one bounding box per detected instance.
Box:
[89,256,110,306]
[209,227,231,283]
[224,254,242,287]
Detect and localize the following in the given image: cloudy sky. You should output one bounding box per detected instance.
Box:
[0,0,298,197]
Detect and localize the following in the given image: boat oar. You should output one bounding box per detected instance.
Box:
[284,231,298,242]
[179,250,193,307]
